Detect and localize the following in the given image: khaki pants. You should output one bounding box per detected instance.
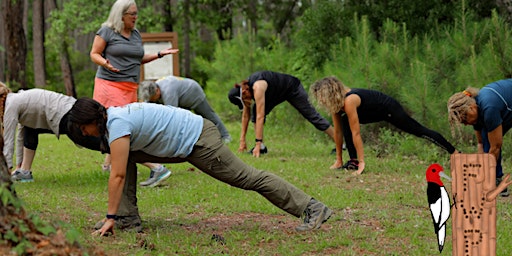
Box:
[117,119,311,218]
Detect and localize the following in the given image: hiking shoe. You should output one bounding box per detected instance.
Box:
[11,170,34,182]
[496,177,510,197]
[341,159,359,170]
[249,146,268,154]
[295,198,332,232]
[139,167,171,187]
[94,215,143,233]
[222,135,232,144]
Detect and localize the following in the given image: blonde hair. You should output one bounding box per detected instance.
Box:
[310,76,350,114]
[447,87,479,137]
[0,81,12,124]
[102,0,136,34]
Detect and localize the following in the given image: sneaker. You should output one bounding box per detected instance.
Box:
[341,159,359,170]
[94,215,143,233]
[11,170,34,182]
[496,177,510,197]
[295,198,332,232]
[222,136,232,144]
[249,145,268,155]
[139,167,171,187]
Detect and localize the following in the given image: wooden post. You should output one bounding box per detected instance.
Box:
[450,153,511,256]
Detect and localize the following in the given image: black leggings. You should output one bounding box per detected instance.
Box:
[23,113,102,152]
[341,101,456,159]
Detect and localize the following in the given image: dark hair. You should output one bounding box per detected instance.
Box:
[67,97,109,153]
[228,86,243,110]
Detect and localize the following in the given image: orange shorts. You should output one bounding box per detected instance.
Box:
[93,77,138,108]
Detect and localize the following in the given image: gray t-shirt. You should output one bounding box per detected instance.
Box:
[156,76,205,109]
[95,26,144,83]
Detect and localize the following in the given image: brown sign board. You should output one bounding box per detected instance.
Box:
[141,32,179,80]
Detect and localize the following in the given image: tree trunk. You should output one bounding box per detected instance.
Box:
[60,41,76,97]
[0,0,6,82]
[32,0,47,87]
[4,0,28,89]
[47,0,76,97]
[182,0,191,77]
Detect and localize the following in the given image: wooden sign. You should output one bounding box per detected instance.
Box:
[141,32,179,80]
[450,153,510,256]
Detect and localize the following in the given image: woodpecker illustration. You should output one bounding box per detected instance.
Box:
[426,163,451,253]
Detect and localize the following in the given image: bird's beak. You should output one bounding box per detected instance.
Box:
[439,171,452,181]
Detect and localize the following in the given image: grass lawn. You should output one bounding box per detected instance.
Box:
[11,121,512,255]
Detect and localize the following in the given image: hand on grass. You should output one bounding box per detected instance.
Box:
[91,218,115,237]
[238,141,247,153]
[252,144,261,158]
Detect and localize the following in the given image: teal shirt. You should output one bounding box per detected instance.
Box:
[107,103,203,157]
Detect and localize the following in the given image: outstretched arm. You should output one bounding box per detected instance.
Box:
[344,95,365,175]
[330,112,344,169]
[251,80,268,157]
[93,136,130,237]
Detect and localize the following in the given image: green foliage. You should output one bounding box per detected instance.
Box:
[292,0,348,71]
[0,184,23,209]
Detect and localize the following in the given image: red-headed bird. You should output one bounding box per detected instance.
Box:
[426,163,451,253]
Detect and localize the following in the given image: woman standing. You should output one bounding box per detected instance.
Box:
[311,76,457,175]
[447,78,512,197]
[90,0,178,186]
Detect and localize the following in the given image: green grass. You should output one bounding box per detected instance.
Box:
[11,120,512,255]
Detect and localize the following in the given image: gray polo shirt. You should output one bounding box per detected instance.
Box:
[156,76,206,109]
[95,26,144,83]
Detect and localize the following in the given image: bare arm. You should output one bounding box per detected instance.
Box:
[487,125,503,161]
[141,48,179,64]
[474,130,484,153]
[95,136,130,236]
[344,95,365,175]
[251,80,268,157]
[239,104,251,152]
[330,112,344,169]
[90,35,119,72]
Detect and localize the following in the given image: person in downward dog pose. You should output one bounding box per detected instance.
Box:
[310,76,457,175]
[66,98,333,236]
[447,78,512,197]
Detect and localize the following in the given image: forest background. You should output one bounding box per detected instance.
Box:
[3,0,512,150]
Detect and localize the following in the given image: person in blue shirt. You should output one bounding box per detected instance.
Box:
[447,78,512,197]
[66,98,332,236]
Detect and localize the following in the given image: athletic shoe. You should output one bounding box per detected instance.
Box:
[295,198,332,231]
[11,170,34,182]
[222,136,232,144]
[139,167,171,187]
[496,177,510,197]
[94,215,143,233]
[341,159,359,170]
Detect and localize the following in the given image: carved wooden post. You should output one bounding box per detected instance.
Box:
[450,153,511,256]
